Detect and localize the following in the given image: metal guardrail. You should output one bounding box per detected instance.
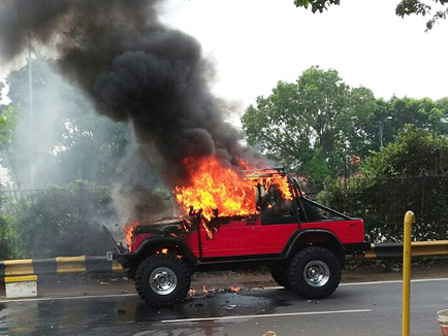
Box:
[0,240,447,278]
[363,240,448,259]
[0,256,123,278]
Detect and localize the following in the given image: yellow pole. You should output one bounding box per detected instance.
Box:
[402,210,415,336]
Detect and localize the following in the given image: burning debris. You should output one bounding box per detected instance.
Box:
[187,285,245,299]
[188,288,196,297]
[228,285,242,293]
[201,285,208,296]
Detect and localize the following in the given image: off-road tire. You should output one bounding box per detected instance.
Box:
[287,246,341,300]
[135,254,191,307]
[270,266,292,289]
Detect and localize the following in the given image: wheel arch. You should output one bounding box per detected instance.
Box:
[119,237,198,273]
[282,230,346,268]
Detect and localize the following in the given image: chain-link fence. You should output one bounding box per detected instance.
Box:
[328,175,448,242]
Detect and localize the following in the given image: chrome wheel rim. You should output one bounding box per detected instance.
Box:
[303,260,330,288]
[149,267,177,295]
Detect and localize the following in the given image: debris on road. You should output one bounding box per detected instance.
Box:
[262,332,277,336]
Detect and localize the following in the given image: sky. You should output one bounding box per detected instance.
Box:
[2,0,447,112]
[159,0,448,116]
[0,0,447,186]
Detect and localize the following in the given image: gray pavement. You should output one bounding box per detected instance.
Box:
[0,279,447,336]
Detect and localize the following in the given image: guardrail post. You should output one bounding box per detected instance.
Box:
[402,210,415,336]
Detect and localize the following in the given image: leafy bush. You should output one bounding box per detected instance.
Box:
[326,127,448,242]
[0,216,12,259]
[9,180,116,259]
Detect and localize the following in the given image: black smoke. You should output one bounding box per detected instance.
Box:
[0,0,258,222]
[0,0,255,185]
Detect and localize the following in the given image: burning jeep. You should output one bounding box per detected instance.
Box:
[105,159,369,307]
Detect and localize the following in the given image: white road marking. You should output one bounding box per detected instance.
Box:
[260,277,448,290]
[0,293,138,303]
[340,277,448,286]
[0,277,446,303]
[161,308,372,323]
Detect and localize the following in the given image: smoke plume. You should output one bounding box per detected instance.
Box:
[0,0,256,222]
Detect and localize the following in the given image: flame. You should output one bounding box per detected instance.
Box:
[201,219,214,240]
[123,157,293,248]
[124,221,139,252]
[174,156,292,222]
[189,288,196,296]
[264,175,293,200]
[229,285,242,292]
[202,285,208,295]
[174,157,256,221]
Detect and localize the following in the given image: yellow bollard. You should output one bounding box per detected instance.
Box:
[402,210,415,336]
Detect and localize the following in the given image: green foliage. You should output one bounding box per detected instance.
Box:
[0,216,12,259]
[3,53,128,188]
[294,0,340,13]
[242,65,448,191]
[242,81,313,172]
[396,0,448,30]
[10,180,115,259]
[294,0,448,30]
[326,127,448,242]
[365,127,448,177]
[52,114,128,185]
[304,150,330,182]
[0,54,132,260]
[242,66,377,185]
[0,105,19,149]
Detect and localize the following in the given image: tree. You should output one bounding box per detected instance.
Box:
[3,53,128,188]
[369,96,448,152]
[243,81,314,173]
[242,66,377,184]
[0,105,22,189]
[0,55,129,259]
[326,127,448,241]
[294,0,448,30]
[12,180,113,258]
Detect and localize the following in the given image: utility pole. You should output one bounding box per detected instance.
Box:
[29,32,35,190]
[379,116,392,150]
[378,120,384,149]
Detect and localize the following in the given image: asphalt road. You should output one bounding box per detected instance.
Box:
[0,279,447,336]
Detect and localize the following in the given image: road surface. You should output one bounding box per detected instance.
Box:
[0,278,447,336]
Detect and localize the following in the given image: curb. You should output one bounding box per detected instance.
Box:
[0,256,123,278]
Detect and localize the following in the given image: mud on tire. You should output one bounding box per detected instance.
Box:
[287,246,341,300]
[135,254,191,307]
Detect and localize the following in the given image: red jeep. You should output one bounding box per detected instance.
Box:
[105,168,369,307]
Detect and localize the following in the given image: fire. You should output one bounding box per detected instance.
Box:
[188,288,196,296]
[174,156,292,221]
[202,285,208,295]
[264,175,293,200]
[201,218,214,240]
[123,157,293,247]
[174,157,256,221]
[229,285,242,292]
[124,221,139,252]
